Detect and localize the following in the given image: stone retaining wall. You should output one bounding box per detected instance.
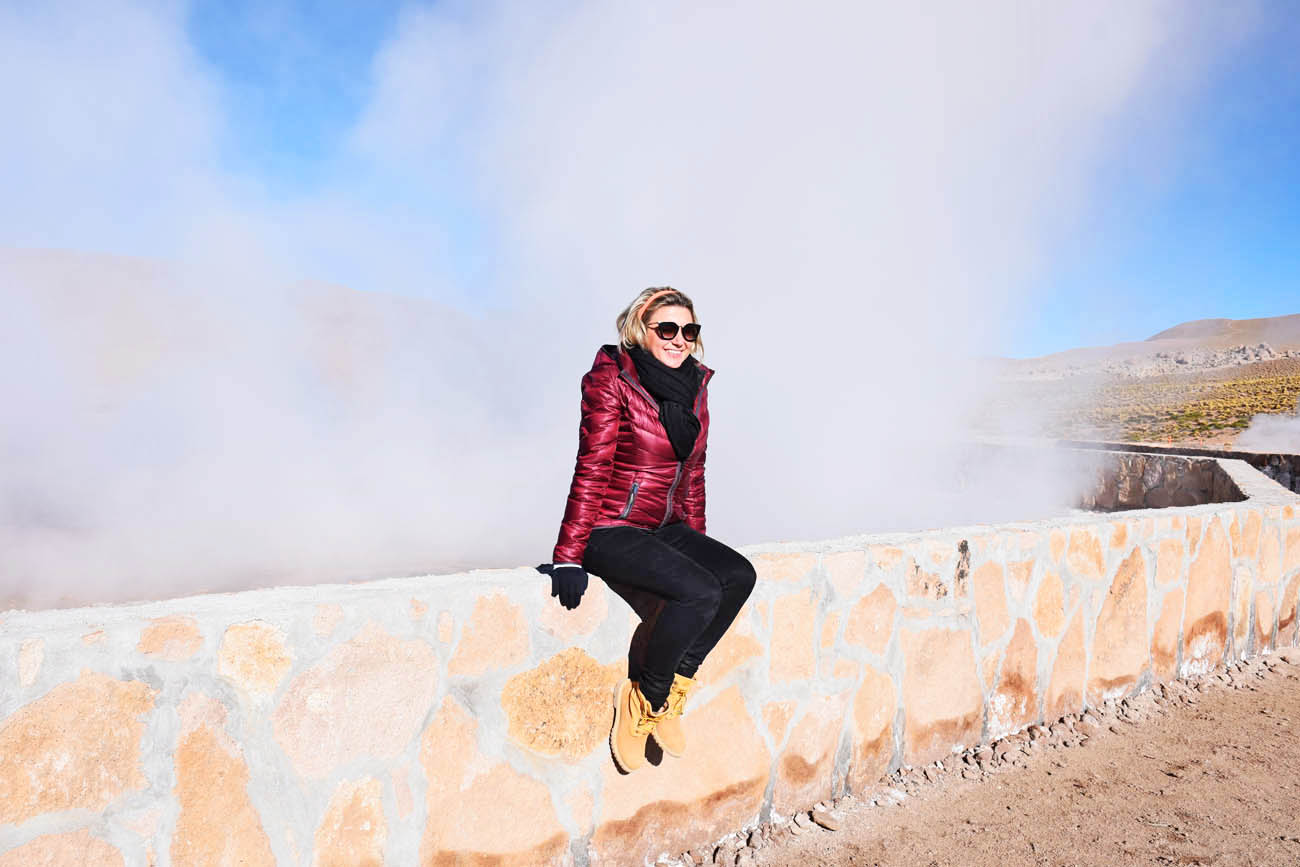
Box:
[2,458,1298,866]
[1078,452,1244,511]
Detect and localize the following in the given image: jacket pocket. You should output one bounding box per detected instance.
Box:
[617,480,641,519]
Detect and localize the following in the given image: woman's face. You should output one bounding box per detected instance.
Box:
[642,304,695,368]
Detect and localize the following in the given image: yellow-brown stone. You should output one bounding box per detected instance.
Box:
[900,627,981,765]
[0,830,124,867]
[1232,512,1260,560]
[1151,588,1184,679]
[824,550,866,597]
[820,611,840,649]
[138,615,202,661]
[1183,519,1231,674]
[273,622,438,779]
[763,700,798,745]
[1049,530,1066,564]
[1279,575,1300,647]
[770,590,817,683]
[538,578,608,640]
[313,778,386,867]
[447,592,530,676]
[1006,560,1034,605]
[1155,538,1184,586]
[752,552,816,583]
[171,694,275,867]
[501,648,621,760]
[1187,516,1204,556]
[1033,570,1066,639]
[904,557,947,600]
[436,610,454,643]
[989,620,1038,738]
[867,545,906,571]
[849,667,896,792]
[844,585,897,654]
[1255,590,1275,651]
[1261,525,1283,585]
[1233,566,1252,655]
[419,696,567,865]
[697,613,763,683]
[218,621,292,696]
[1087,548,1149,703]
[0,672,154,824]
[773,692,850,814]
[1286,526,1300,577]
[1066,529,1105,582]
[590,686,769,863]
[1046,612,1085,720]
[1110,522,1128,550]
[972,562,1009,646]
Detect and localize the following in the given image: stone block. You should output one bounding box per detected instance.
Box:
[823,550,866,598]
[848,667,895,792]
[820,611,840,650]
[314,778,386,867]
[590,686,769,863]
[501,647,621,760]
[866,545,906,572]
[1033,570,1065,639]
[218,621,292,696]
[989,619,1038,738]
[844,585,897,654]
[1155,538,1184,586]
[1087,548,1148,703]
[1279,575,1300,647]
[1006,560,1034,605]
[904,557,947,600]
[1182,519,1231,675]
[0,672,154,824]
[697,612,763,683]
[773,692,850,815]
[1233,566,1252,655]
[763,700,798,745]
[1286,526,1300,577]
[138,615,202,661]
[1045,612,1085,720]
[1255,590,1275,651]
[448,592,530,676]
[420,697,567,865]
[1049,530,1066,563]
[770,591,817,683]
[972,562,1009,646]
[539,578,608,640]
[172,695,275,867]
[751,552,816,583]
[1151,588,1184,679]
[0,830,123,867]
[1066,529,1105,582]
[900,627,981,765]
[1110,522,1128,550]
[1261,526,1283,585]
[273,623,438,779]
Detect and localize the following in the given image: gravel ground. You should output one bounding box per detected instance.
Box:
[681,649,1300,867]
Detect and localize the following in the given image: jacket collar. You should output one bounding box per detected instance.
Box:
[603,343,714,392]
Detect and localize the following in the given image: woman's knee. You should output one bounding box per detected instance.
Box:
[730,558,757,599]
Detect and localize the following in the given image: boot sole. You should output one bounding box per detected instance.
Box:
[650,727,684,758]
[609,679,643,773]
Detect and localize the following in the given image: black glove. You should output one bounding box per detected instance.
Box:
[536,563,588,610]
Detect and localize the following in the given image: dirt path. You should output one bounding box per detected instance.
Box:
[738,650,1300,867]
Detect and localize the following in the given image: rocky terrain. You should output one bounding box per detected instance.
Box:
[663,648,1300,867]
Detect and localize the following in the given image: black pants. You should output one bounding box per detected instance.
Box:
[583,521,757,710]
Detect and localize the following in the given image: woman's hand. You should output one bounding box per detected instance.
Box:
[536,564,588,610]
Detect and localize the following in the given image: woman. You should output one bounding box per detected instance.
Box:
[544,287,757,773]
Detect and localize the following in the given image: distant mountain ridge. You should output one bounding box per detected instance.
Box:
[1147,313,1300,344]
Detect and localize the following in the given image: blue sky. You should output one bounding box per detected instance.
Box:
[167,4,1300,357]
[1019,18,1300,357]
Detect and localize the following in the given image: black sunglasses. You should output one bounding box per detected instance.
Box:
[647,321,701,342]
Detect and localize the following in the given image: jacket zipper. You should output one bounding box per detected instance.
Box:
[618,481,641,519]
[660,462,683,527]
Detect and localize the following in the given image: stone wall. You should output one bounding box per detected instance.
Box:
[2,458,1298,866]
[1078,452,1245,511]
[1066,440,1300,496]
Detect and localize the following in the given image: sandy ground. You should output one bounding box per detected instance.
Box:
[725,650,1300,867]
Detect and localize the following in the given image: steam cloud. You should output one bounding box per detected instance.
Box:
[1237,401,1300,452]
[1,1,1257,607]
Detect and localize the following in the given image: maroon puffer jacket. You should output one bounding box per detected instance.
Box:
[552,344,714,565]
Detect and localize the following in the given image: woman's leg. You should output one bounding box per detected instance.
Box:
[653,523,757,679]
[583,526,724,709]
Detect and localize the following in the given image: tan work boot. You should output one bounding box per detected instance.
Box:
[651,673,697,758]
[610,679,666,772]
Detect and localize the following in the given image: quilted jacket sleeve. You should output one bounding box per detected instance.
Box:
[552,359,621,565]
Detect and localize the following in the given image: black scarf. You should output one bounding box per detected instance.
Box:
[627,345,702,461]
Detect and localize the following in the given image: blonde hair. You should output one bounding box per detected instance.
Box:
[615,287,703,355]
